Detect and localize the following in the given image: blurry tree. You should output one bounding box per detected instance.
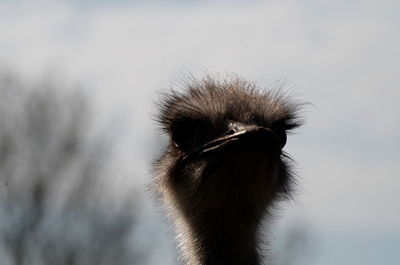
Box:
[0,72,146,265]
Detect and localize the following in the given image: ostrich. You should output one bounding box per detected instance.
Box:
[153,75,304,265]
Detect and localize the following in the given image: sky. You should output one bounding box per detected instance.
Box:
[1,0,399,264]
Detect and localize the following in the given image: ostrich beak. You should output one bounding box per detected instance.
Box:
[201,125,281,154]
[182,125,282,162]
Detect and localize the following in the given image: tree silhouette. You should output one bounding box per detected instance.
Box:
[0,72,146,265]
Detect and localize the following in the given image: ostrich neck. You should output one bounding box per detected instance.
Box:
[174,155,278,265]
[183,213,262,265]
[178,179,267,265]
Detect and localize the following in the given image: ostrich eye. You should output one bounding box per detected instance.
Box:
[171,119,212,152]
[276,129,287,148]
[271,121,288,148]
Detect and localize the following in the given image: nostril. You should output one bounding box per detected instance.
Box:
[226,129,236,135]
[227,122,246,135]
[227,122,240,133]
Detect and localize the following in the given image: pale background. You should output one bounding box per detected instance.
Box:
[1,0,399,264]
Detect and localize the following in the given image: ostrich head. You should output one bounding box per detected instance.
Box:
[153,75,304,265]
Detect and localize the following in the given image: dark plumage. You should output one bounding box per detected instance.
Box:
[153,75,304,265]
